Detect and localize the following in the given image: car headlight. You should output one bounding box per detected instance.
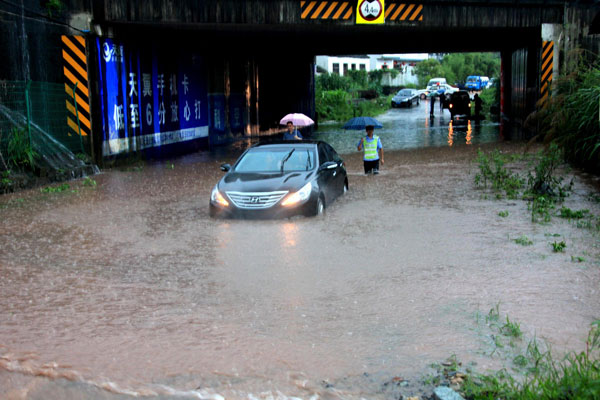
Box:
[281,181,312,207]
[211,185,229,207]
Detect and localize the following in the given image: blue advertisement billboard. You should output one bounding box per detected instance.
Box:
[96,38,209,156]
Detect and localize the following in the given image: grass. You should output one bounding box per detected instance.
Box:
[82,176,97,187]
[474,149,524,199]
[559,207,589,219]
[514,235,533,246]
[40,183,71,193]
[571,255,586,263]
[475,145,577,225]
[500,316,523,339]
[551,240,567,253]
[0,197,24,209]
[461,321,600,400]
[530,195,555,223]
[498,210,509,218]
[486,303,501,324]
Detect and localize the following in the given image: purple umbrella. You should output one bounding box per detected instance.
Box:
[280,113,314,127]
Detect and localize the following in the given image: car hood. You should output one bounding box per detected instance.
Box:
[393,95,411,101]
[218,170,316,193]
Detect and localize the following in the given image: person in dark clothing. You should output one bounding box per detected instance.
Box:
[283,121,303,140]
[474,94,483,119]
[429,94,436,117]
[439,93,445,113]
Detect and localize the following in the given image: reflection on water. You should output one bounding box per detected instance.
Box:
[312,105,499,154]
[447,120,474,147]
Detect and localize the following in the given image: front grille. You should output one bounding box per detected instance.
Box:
[226,191,289,209]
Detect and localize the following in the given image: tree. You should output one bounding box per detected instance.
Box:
[414,58,445,87]
[440,53,501,85]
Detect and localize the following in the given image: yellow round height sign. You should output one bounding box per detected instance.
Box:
[356,0,385,24]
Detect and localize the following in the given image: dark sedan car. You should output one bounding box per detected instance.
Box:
[448,90,472,119]
[209,141,348,218]
[391,89,420,108]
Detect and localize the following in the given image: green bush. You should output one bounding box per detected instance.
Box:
[6,127,38,171]
[474,149,524,199]
[536,51,600,174]
[315,89,353,122]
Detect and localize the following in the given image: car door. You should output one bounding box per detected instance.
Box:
[317,143,336,203]
[324,143,345,197]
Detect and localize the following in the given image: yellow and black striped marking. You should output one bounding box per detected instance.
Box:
[540,41,554,106]
[385,3,423,22]
[300,1,353,20]
[62,35,91,137]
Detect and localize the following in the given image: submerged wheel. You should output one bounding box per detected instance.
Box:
[315,196,325,216]
[343,181,348,194]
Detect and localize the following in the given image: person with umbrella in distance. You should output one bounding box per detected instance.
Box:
[283,120,303,141]
[357,125,384,175]
[280,113,313,141]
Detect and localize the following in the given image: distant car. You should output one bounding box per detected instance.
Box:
[427,77,447,88]
[465,75,489,91]
[435,84,459,95]
[391,89,420,108]
[209,140,348,218]
[448,90,471,119]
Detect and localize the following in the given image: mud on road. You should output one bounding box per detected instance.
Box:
[1,142,599,399]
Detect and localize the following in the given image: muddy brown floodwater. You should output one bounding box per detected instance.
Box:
[1,142,599,400]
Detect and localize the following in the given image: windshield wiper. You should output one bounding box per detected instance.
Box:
[305,149,312,170]
[280,149,295,173]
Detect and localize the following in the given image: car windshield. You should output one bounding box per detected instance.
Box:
[397,89,412,96]
[467,77,477,82]
[234,147,316,173]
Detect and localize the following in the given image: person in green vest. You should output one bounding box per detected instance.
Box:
[356,125,384,174]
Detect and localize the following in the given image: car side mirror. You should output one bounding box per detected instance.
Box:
[220,163,231,172]
[319,161,337,171]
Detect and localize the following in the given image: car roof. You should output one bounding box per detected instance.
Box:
[252,140,322,149]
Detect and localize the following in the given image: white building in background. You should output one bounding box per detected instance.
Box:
[316,54,428,86]
[315,55,370,76]
[369,53,428,86]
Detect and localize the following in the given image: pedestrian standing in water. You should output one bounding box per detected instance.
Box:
[357,125,384,175]
[439,93,445,114]
[283,121,303,140]
[429,94,436,117]
[473,94,483,119]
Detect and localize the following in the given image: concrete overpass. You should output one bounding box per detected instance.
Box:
[1,0,599,160]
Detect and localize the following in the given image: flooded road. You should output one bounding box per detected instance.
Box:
[313,100,502,153]
[1,107,599,399]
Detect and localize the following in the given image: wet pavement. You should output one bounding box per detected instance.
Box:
[312,99,502,152]
[1,103,600,399]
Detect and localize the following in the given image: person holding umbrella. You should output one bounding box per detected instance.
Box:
[280,113,313,141]
[357,125,384,175]
[283,121,303,141]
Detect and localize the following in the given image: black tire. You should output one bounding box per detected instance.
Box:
[315,196,325,216]
[343,180,348,194]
